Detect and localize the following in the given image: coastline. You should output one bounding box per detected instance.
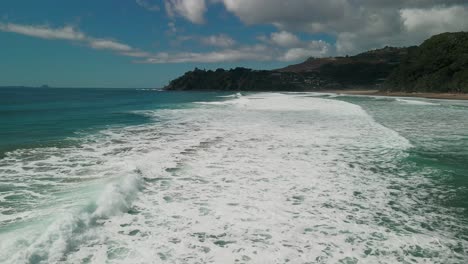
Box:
[323,90,468,100]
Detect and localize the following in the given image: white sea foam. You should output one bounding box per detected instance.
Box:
[0,93,466,263]
[195,96,249,107]
[396,98,440,105]
[0,149,143,263]
[218,92,242,98]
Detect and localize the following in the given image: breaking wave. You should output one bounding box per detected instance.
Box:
[0,93,466,263]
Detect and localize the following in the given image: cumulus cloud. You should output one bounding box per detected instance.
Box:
[165,0,207,24]
[163,0,467,55]
[136,0,160,12]
[0,22,333,63]
[219,0,347,27]
[335,4,468,54]
[280,40,331,61]
[256,30,331,61]
[200,34,235,47]
[5,0,468,65]
[401,5,468,35]
[269,31,301,47]
[138,45,272,63]
[169,33,235,48]
[217,0,466,32]
[215,0,468,54]
[0,22,321,64]
[138,39,331,64]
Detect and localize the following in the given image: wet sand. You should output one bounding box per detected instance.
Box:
[324,90,468,100]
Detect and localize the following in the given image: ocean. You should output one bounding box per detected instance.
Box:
[0,88,467,263]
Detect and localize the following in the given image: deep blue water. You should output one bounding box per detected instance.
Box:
[0,87,225,155]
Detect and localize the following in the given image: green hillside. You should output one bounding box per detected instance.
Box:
[165,32,468,93]
[384,32,468,93]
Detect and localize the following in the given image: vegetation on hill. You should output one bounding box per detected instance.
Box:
[165,47,407,91]
[165,32,468,93]
[384,32,468,93]
[164,68,308,91]
[278,46,409,87]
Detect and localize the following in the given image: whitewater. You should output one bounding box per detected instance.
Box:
[0,92,467,263]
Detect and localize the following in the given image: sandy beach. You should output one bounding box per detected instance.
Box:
[324,90,468,100]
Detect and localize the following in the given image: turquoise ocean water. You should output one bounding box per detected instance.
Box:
[0,88,467,263]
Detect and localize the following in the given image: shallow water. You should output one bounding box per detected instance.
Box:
[0,89,467,263]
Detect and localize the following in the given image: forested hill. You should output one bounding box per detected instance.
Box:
[163,68,309,91]
[165,32,468,93]
[384,32,468,93]
[164,47,408,91]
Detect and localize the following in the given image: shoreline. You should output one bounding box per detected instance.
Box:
[322,90,468,100]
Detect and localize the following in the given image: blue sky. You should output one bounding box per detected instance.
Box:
[1,0,467,88]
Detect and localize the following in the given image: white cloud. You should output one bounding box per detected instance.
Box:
[401,6,468,35]
[0,22,139,55]
[138,40,330,64]
[334,4,468,54]
[139,45,271,63]
[121,51,153,58]
[200,34,235,47]
[11,1,468,66]
[165,0,207,24]
[0,21,332,63]
[88,39,133,52]
[216,0,468,54]
[136,0,160,11]
[0,23,85,41]
[219,0,347,26]
[270,31,300,47]
[158,1,468,56]
[280,40,330,61]
[217,0,466,32]
[0,21,329,64]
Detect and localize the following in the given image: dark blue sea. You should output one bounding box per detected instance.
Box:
[0,88,225,156]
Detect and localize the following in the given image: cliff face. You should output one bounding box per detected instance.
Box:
[165,32,468,93]
[384,32,468,93]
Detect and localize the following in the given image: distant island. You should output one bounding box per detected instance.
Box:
[0,85,52,89]
[165,32,468,93]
